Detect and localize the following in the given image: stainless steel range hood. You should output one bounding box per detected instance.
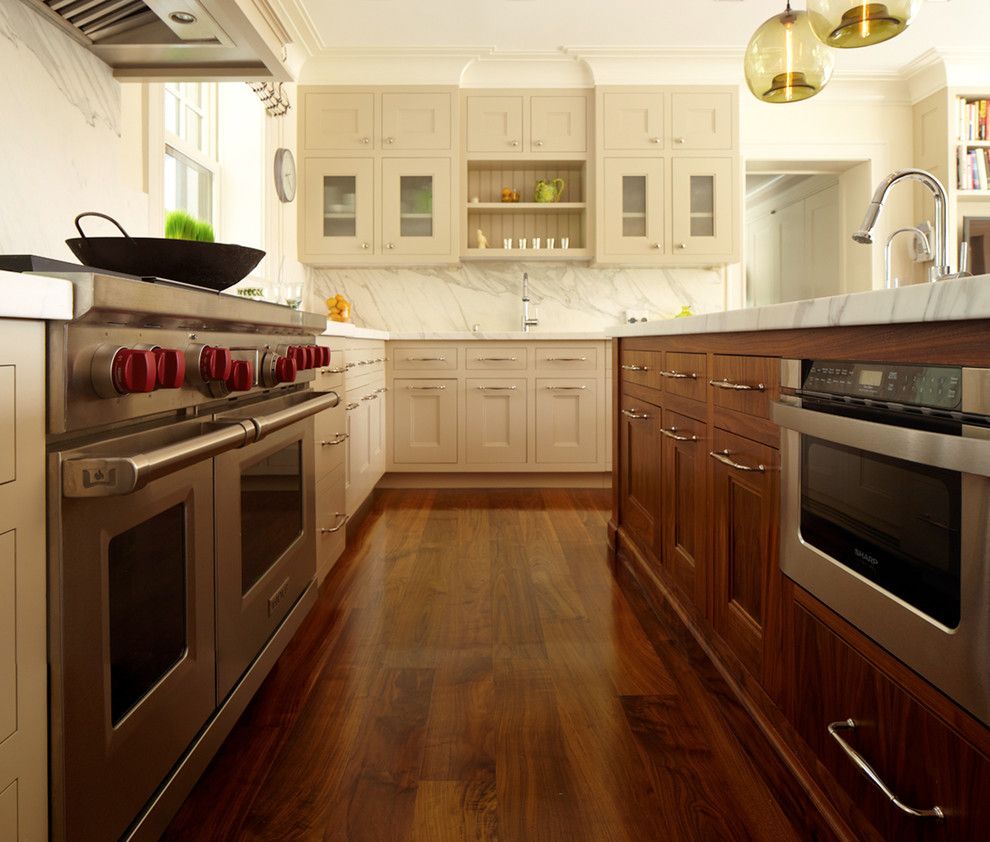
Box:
[21,0,293,81]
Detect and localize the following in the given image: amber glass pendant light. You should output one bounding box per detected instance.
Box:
[807,0,922,48]
[744,2,835,104]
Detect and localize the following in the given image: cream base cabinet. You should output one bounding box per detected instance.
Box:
[465,379,527,464]
[314,336,348,584]
[341,339,386,515]
[536,379,599,464]
[392,379,458,464]
[0,320,47,841]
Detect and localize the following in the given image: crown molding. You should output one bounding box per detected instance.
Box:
[263,0,324,57]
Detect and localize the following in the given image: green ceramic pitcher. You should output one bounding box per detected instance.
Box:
[534,178,565,203]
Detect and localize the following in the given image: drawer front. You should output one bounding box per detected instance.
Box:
[662,351,706,402]
[465,346,528,370]
[316,464,347,584]
[710,354,777,418]
[790,602,990,842]
[392,346,457,372]
[619,350,662,391]
[536,346,598,372]
[315,402,348,479]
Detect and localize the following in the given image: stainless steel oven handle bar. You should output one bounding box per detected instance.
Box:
[827,720,944,820]
[63,391,340,497]
[771,399,990,476]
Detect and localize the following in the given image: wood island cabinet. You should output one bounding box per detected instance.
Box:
[611,327,990,842]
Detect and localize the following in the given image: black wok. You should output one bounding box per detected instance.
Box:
[66,212,265,291]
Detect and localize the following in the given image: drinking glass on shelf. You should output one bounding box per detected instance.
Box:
[283,283,303,310]
[547,237,556,249]
[560,237,570,250]
[532,237,542,249]
[518,238,528,249]
[503,238,513,250]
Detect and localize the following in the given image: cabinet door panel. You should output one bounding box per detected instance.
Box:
[304,92,375,150]
[381,158,452,256]
[660,411,706,610]
[603,158,664,256]
[393,379,457,464]
[381,92,451,150]
[602,92,664,151]
[670,92,733,150]
[345,390,372,513]
[0,530,14,742]
[304,158,375,257]
[535,378,598,464]
[0,781,16,840]
[316,464,347,585]
[671,157,734,256]
[465,378,527,464]
[618,393,660,559]
[531,95,587,153]
[466,95,524,153]
[711,428,778,678]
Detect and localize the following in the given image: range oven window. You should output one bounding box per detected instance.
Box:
[108,503,187,725]
[240,442,303,594]
[800,436,961,628]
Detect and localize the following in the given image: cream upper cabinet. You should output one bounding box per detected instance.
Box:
[466,95,524,154]
[392,379,458,464]
[303,91,375,151]
[530,95,587,153]
[465,379,527,464]
[381,92,452,151]
[602,158,665,257]
[381,158,452,256]
[303,157,375,258]
[536,379,599,464]
[670,91,734,150]
[671,157,735,257]
[602,92,664,151]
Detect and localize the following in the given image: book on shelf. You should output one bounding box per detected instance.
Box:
[957,143,990,190]
[957,97,990,143]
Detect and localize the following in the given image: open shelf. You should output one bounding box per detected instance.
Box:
[467,202,587,212]
[462,248,591,262]
[958,190,990,198]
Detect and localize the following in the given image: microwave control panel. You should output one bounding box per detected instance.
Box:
[803,361,962,410]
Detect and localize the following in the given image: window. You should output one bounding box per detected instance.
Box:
[164,82,217,224]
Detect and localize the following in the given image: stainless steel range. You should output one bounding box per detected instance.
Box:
[40,272,337,841]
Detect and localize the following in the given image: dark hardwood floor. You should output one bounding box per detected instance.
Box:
[164,488,821,841]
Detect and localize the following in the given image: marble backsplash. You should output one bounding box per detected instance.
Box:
[307,263,724,332]
[0,1,147,258]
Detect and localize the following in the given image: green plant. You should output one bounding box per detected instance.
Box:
[165,210,215,243]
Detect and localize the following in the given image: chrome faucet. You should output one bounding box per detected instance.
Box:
[883,226,931,289]
[522,272,538,332]
[853,169,954,282]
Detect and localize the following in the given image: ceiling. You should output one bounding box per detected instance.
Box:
[294,0,987,74]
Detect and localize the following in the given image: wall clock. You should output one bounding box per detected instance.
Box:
[274,147,296,203]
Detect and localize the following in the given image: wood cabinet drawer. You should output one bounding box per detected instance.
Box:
[661,351,706,402]
[619,350,662,390]
[465,346,527,370]
[710,354,777,419]
[316,464,347,585]
[790,600,990,842]
[391,346,457,371]
[315,402,347,480]
[536,346,598,371]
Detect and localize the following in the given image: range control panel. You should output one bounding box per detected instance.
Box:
[802,360,962,410]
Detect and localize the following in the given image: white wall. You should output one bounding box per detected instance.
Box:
[307,263,723,332]
[0,1,148,259]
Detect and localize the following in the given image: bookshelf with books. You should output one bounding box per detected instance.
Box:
[956,96,990,194]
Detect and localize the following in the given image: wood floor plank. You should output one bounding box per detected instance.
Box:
[410,780,497,842]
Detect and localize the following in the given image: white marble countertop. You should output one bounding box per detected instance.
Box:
[321,323,609,341]
[607,274,990,338]
[321,321,390,340]
[0,270,73,320]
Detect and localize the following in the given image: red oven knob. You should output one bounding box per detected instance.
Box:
[307,345,320,369]
[288,345,307,370]
[112,349,157,395]
[319,346,331,366]
[226,360,254,392]
[275,356,298,384]
[153,348,186,389]
[200,346,232,382]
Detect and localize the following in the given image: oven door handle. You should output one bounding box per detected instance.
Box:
[771,399,990,476]
[62,420,258,497]
[250,391,340,439]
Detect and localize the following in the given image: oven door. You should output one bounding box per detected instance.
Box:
[772,398,990,726]
[51,419,226,842]
[214,395,317,700]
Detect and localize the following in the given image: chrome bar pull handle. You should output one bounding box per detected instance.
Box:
[621,364,648,371]
[545,356,588,362]
[546,385,588,390]
[827,720,944,820]
[345,402,360,411]
[476,385,518,391]
[320,367,346,374]
[660,370,697,380]
[320,513,349,535]
[660,427,698,442]
[709,449,765,473]
[406,385,446,390]
[709,378,766,392]
[407,356,446,362]
[621,408,650,420]
[476,356,518,362]
[320,433,349,447]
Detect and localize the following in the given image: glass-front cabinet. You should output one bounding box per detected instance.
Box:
[602,158,664,257]
[671,157,734,257]
[303,157,375,257]
[382,158,451,256]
